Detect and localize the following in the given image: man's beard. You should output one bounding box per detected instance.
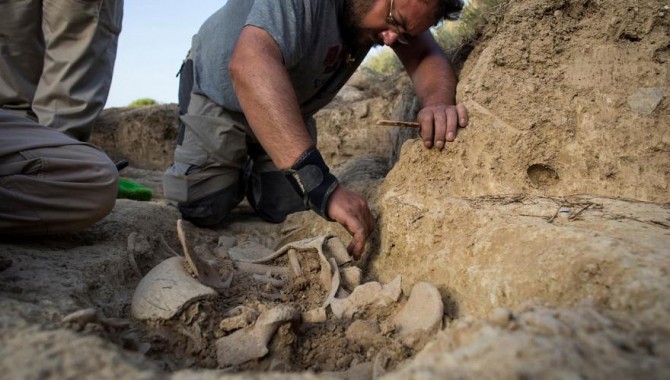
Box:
[342,0,383,48]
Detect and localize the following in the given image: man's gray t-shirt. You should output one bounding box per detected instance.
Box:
[191,0,370,118]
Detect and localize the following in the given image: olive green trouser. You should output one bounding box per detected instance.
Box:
[0,110,118,236]
[0,0,124,142]
[163,93,315,226]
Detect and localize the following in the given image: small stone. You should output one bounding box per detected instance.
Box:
[269,359,289,371]
[627,87,665,116]
[372,349,393,379]
[214,234,237,258]
[353,102,370,119]
[219,306,259,333]
[380,275,402,305]
[322,363,373,380]
[488,308,513,327]
[337,85,366,102]
[518,311,572,336]
[330,298,350,319]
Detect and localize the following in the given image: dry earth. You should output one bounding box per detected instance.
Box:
[1,0,669,379]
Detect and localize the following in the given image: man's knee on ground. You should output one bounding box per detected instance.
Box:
[164,162,246,227]
[45,145,119,234]
[82,152,118,228]
[177,184,245,227]
[0,144,118,236]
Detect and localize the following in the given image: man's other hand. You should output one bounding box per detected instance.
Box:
[326,186,374,260]
[417,103,469,149]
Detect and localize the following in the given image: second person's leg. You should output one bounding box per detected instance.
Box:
[34,0,124,141]
[0,0,44,120]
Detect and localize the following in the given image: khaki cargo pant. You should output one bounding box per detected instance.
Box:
[0,110,118,236]
[163,92,315,226]
[0,0,124,142]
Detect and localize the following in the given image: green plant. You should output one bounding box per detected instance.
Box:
[128,98,158,107]
[364,47,403,74]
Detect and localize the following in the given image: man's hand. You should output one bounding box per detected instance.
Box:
[417,103,469,150]
[326,186,374,260]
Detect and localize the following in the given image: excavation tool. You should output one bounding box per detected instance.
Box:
[115,159,153,201]
[376,119,420,127]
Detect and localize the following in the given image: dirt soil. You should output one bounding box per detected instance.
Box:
[1,0,669,379]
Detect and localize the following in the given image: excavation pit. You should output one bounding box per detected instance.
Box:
[128,228,442,376]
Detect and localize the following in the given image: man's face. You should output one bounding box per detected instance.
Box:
[343,0,439,48]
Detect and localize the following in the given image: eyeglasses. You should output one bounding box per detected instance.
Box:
[387,0,411,45]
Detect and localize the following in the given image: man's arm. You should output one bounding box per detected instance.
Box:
[229,25,374,258]
[229,26,312,168]
[393,31,469,150]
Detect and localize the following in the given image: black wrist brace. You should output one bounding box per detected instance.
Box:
[283,147,339,221]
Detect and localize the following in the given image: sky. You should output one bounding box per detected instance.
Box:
[106,1,467,108]
[106,1,227,107]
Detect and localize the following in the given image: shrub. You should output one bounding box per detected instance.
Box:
[128,98,158,107]
[434,0,507,52]
[363,0,506,73]
[364,47,403,75]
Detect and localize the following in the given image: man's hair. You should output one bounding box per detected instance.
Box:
[433,0,465,21]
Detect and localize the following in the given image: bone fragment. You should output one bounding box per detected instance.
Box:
[323,258,341,308]
[252,273,285,288]
[330,276,403,319]
[341,266,362,289]
[177,219,231,291]
[319,250,333,291]
[63,308,129,329]
[98,317,130,329]
[127,233,143,277]
[391,282,443,347]
[287,248,302,277]
[302,307,327,324]
[62,308,98,325]
[324,236,352,265]
[158,234,180,257]
[216,305,299,367]
[234,261,290,277]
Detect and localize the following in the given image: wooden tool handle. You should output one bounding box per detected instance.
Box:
[376,119,420,127]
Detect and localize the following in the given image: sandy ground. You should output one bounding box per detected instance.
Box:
[1,0,669,379]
